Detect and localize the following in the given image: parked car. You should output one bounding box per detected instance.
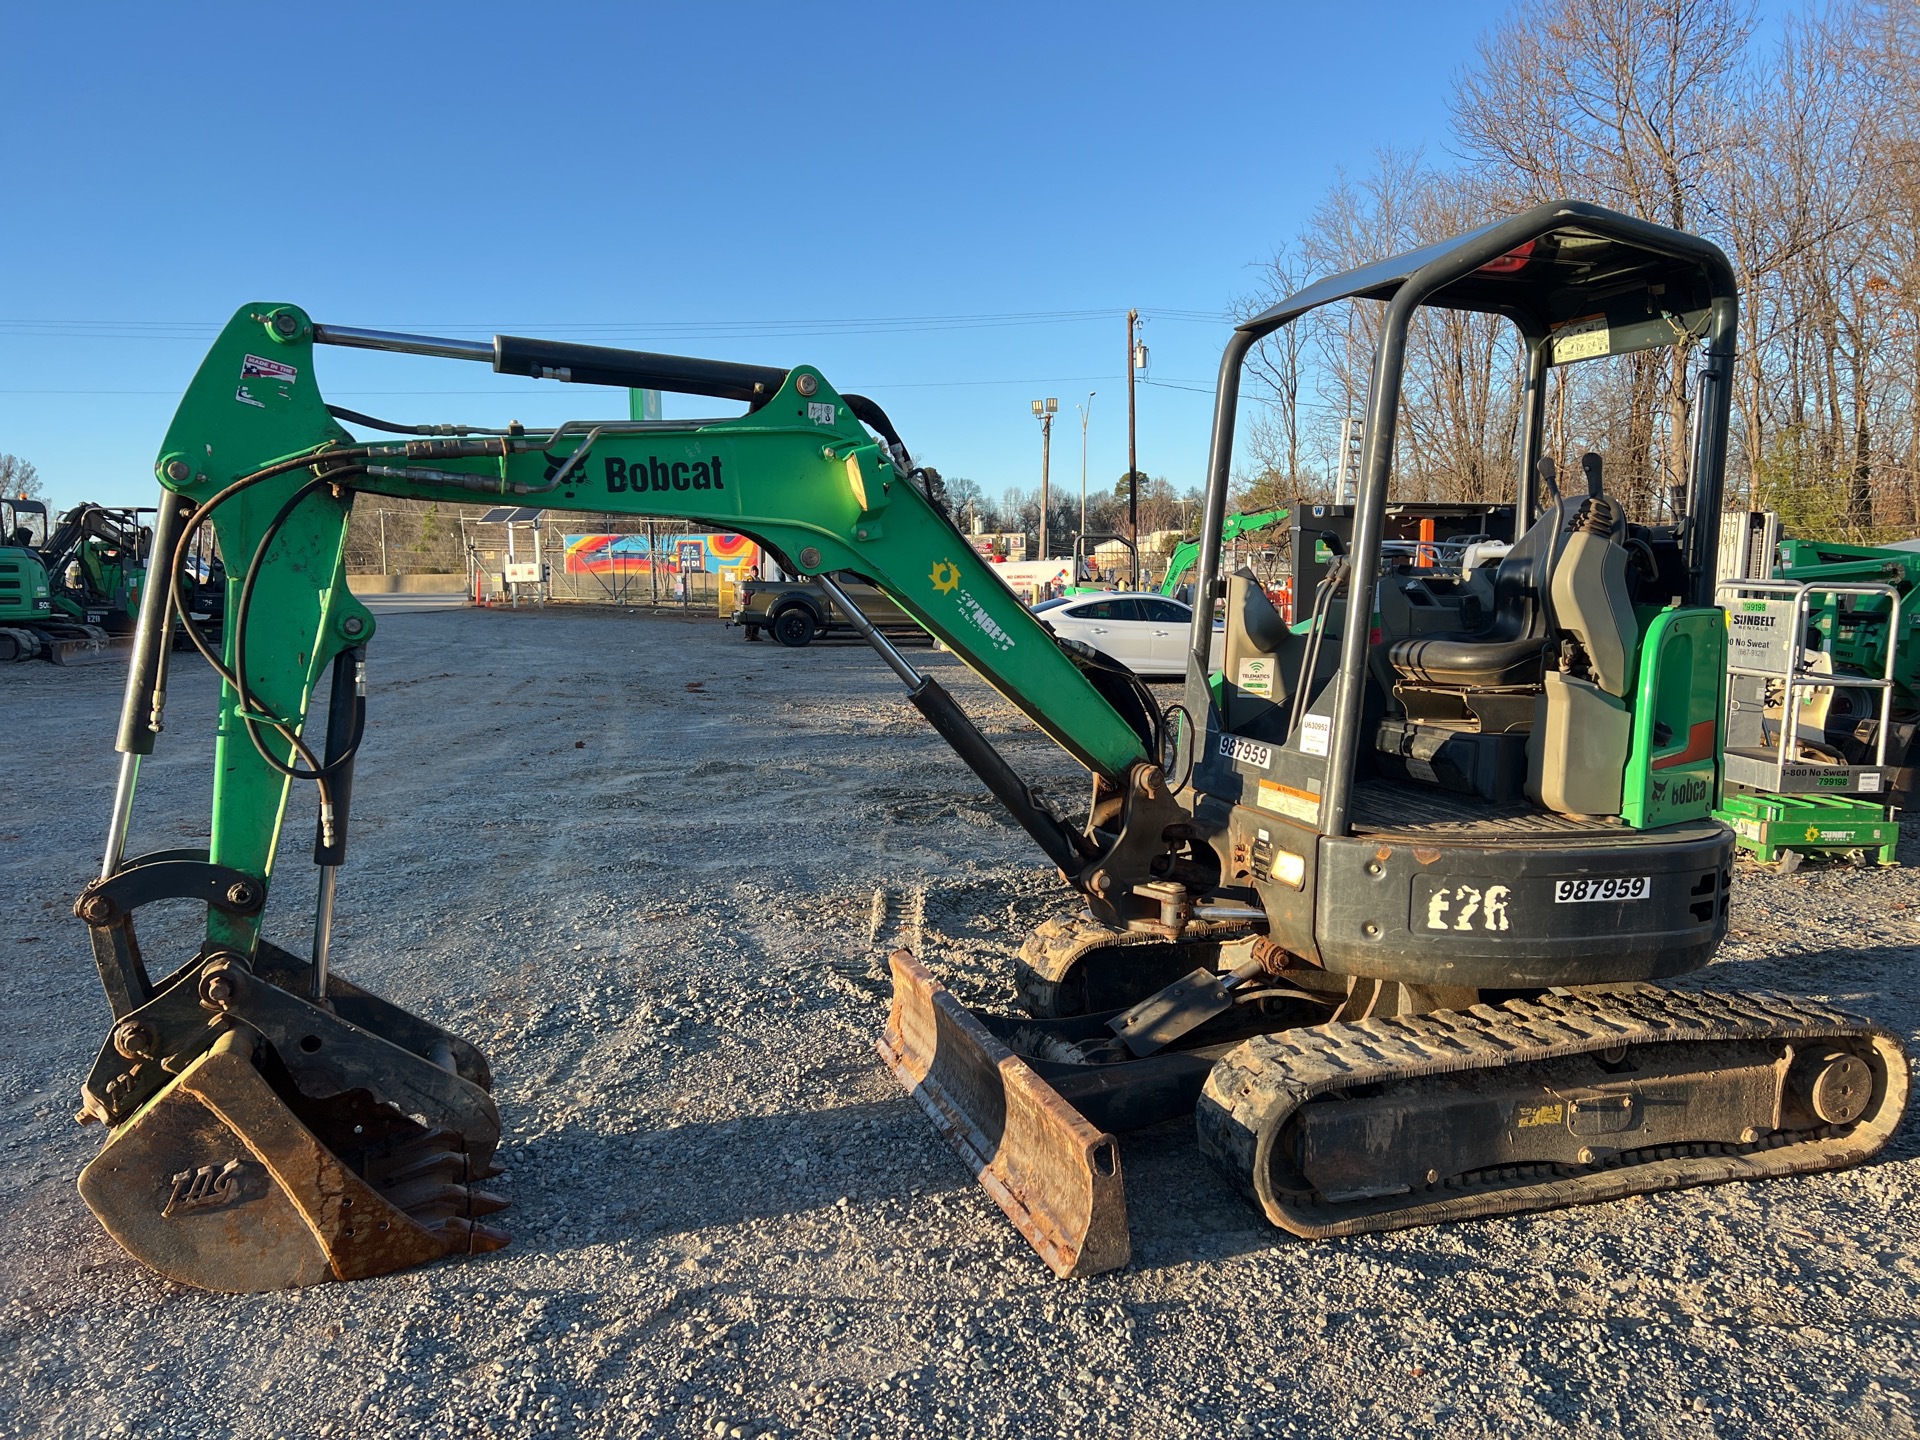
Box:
[732,571,926,648]
[1033,593,1198,680]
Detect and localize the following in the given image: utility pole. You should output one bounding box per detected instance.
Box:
[1126,309,1139,548]
[1031,397,1058,557]
[1078,391,1096,542]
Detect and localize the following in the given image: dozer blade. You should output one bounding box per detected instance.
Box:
[46,625,129,667]
[879,950,1129,1279]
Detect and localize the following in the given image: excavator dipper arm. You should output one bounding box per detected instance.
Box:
[74,304,1171,1290]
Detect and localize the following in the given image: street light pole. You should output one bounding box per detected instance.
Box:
[1031,397,1058,558]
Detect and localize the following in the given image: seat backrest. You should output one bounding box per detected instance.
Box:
[1476,495,1585,643]
[1550,497,1638,696]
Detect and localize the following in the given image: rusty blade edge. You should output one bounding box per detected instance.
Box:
[878,950,1130,1280]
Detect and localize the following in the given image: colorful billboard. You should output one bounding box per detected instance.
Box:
[562,533,758,575]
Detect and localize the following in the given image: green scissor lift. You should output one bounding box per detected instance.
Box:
[1715,790,1897,872]
[1714,574,1903,870]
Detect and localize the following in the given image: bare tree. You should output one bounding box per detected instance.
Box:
[1452,0,1757,508]
[1230,0,1920,542]
[0,453,44,504]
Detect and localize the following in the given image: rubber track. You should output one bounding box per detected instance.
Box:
[1196,985,1910,1238]
[1015,911,1260,1017]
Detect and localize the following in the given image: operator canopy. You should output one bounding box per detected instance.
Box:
[1240,199,1735,360]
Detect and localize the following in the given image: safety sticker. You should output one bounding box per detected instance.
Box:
[1256,778,1319,825]
[807,402,837,425]
[1549,314,1609,364]
[241,353,298,385]
[1514,1102,1565,1129]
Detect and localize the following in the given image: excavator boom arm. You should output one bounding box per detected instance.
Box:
[130,304,1151,951]
[1158,505,1288,597]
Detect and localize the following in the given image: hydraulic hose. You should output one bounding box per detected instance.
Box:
[162,448,372,842]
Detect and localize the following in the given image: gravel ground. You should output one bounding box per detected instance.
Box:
[3,603,1918,1440]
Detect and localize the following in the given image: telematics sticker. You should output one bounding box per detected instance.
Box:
[241,354,298,384]
[1237,656,1274,698]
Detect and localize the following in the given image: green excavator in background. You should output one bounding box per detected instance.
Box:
[1,498,156,663]
[1158,504,1289,600]
[69,200,1907,1293]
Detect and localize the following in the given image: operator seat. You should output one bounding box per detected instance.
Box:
[1388,458,1621,690]
[1527,484,1641,816]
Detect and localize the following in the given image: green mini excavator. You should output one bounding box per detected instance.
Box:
[1159,504,1289,600]
[1,499,175,663]
[73,200,1907,1292]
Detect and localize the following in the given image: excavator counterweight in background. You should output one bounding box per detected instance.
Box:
[72,201,1907,1291]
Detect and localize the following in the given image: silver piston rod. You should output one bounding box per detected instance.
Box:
[815,573,1092,875]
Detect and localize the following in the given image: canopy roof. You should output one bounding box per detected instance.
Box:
[1240,200,1735,362]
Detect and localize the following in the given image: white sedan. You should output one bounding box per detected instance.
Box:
[1034,593,1198,680]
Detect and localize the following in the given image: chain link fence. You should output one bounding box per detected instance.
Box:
[345,503,485,580]
[467,534,725,610]
[347,503,746,611]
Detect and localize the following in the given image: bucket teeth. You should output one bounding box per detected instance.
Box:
[76,1000,511,1291]
[449,1219,513,1254]
[382,1178,471,1215]
[378,1148,469,1187]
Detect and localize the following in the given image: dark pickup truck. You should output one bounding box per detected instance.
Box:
[730,571,925,647]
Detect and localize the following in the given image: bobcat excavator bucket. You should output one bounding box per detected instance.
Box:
[879,951,1130,1279]
[74,862,508,1293]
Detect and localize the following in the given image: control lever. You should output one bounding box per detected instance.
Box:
[1538,455,1562,505]
[1581,451,1604,499]
[1106,956,1271,1058]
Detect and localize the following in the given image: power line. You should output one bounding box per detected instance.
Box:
[0,305,1234,346]
[0,372,1236,398]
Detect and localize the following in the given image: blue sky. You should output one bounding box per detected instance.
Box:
[0,1,1524,513]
